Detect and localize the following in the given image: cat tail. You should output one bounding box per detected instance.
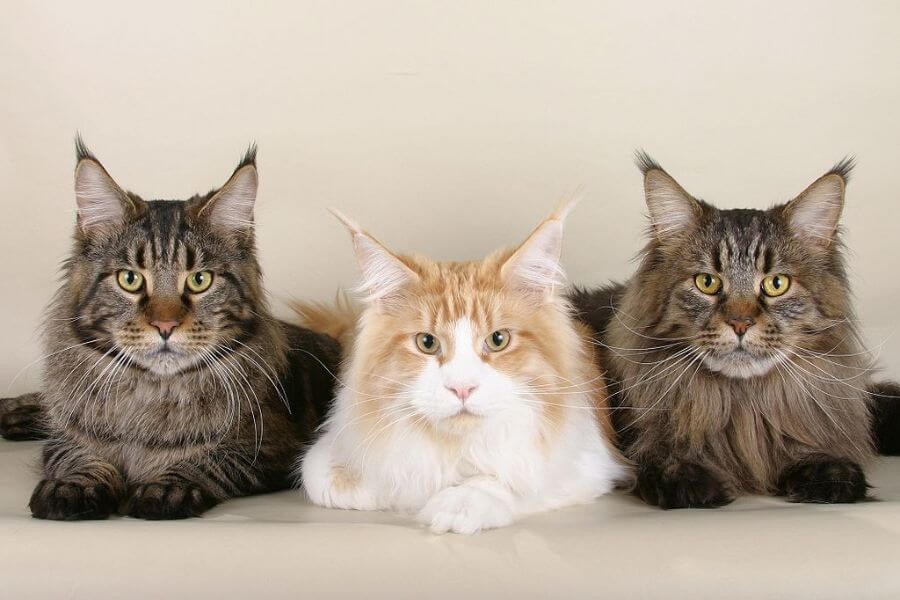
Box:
[870,380,900,455]
[291,290,361,348]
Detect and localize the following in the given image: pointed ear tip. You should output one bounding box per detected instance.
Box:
[234,163,258,178]
[801,172,847,201]
[551,198,579,221]
[74,157,105,179]
[823,172,846,187]
[643,167,670,183]
[328,207,363,233]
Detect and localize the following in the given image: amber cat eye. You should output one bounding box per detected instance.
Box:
[761,274,791,297]
[415,332,440,355]
[116,270,144,293]
[186,270,214,293]
[485,329,511,352]
[694,273,722,295]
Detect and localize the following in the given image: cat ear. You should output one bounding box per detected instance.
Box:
[194,148,258,233]
[74,140,139,235]
[783,160,851,248]
[500,202,572,302]
[637,152,701,241]
[330,208,418,304]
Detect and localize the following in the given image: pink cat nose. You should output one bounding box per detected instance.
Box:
[151,320,180,340]
[446,384,479,402]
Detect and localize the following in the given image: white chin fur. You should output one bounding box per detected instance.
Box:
[702,352,778,379]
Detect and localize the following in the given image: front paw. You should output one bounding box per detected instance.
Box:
[778,457,868,503]
[1,401,44,441]
[124,480,218,520]
[635,461,733,509]
[418,486,514,534]
[29,478,118,520]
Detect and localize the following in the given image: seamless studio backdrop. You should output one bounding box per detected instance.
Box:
[1,1,899,392]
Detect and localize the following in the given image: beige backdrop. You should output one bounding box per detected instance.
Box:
[1,1,898,393]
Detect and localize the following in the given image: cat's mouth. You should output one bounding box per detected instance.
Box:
[444,409,481,427]
[429,405,483,428]
[446,405,479,418]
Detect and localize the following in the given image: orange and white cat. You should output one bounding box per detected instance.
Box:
[296,206,628,533]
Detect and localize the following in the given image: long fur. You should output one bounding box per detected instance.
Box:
[0,142,339,520]
[297,212,627,533]
[291,291,360,347]
[570,157,880,508]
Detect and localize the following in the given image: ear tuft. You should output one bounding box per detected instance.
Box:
[635,149,664,176]
[328,207,364,235]
[642,161,701,241]
[75,133,97,164]
[501,211,568,302]
[236,142,257,170]
[826,156,854,183]
[784,169,846,247]
[200,164,258,232]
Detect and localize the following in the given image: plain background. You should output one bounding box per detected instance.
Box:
[1,1,898,392]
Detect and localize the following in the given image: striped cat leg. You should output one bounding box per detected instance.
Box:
[0,392,46,441]
[30,438,125,520]
[123,446,274,520]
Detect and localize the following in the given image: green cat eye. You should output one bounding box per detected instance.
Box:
[485,329,511,352]
[415,332,440,355]
[694,273,722,295]
[186,270,214,293]
[761,274,791,297]
[116,270,144,293]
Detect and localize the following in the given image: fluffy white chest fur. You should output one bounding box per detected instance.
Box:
[301,389,624,533]
[299,319,626,534]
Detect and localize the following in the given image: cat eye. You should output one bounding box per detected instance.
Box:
[485,329,511,352]
[186,270,214,293]
[116,270,144,293]
[415,332,440,355]
[761,274,791,297]
[694,273,722,295]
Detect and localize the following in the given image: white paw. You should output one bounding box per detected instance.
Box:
[418,485,514,534]
[301,445,377,511]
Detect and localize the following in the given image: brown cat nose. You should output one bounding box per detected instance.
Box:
[151,320,181,340]
[727,315,756,337]
[446,384,479,402]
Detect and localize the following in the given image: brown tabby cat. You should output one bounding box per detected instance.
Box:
[0,140,339,520]
[571,154,887,508]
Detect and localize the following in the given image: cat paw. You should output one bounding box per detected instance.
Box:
[635,462,733,509]
[308,481,377,511]
[124,480,218,520]
[301,450,378,510]
[29,478,118,520]
[418,486,514,534]
[0,404,44,440]
[778,457,868,503]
